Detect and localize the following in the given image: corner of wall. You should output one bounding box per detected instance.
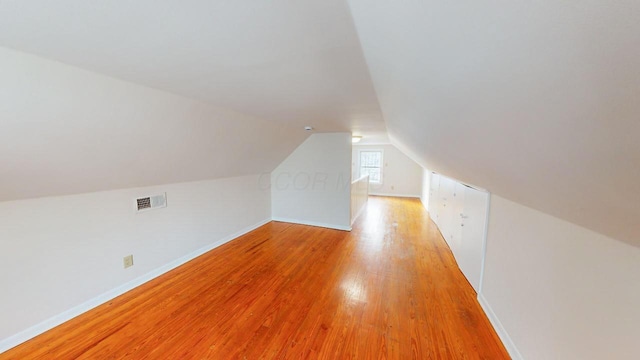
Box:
[271,133,352,230]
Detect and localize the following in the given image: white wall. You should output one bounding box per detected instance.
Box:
[0,46,305,202]
[351,175,369,225]
[0,175,271,352]
[480,196,640,359]
[349,0,640,249]
[271,133,352,230]
[352,144,422,197]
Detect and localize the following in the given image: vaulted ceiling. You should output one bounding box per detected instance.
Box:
[347,0,640,247]
[0,0,383,201]
[1,1,638,247]
[0,0,384,134]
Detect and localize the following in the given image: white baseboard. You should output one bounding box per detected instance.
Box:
[272,217,351,231]
[478,293,524,360]
[0,218,271,354]
[369,192,420,198]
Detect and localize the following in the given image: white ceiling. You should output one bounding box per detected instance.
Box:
[348,0,640,247]
[0,0,385,202]
[1,1,638,247]
[0,0,385,135]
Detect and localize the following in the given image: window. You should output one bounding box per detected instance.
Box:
[359,150,383,184]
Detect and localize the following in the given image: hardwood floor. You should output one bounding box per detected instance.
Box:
[1,197,509,359]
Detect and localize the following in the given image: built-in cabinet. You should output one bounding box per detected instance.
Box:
[428,173,441,222]
[429,172,489,292]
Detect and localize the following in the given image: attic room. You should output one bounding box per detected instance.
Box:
[1,1,639,359]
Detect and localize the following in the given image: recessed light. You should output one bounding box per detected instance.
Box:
[304,126,313,131]
[352,136,362,143]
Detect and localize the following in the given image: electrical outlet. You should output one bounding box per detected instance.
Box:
[123,255,134,269]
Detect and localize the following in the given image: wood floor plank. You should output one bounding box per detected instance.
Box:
[1,197,509,359]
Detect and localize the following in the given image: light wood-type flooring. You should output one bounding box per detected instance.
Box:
[1,197,509,359]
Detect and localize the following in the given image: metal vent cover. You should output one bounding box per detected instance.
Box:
[136,197,151,211]
[135,193,167,213]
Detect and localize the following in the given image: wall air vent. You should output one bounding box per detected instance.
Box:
[135,193,167,213]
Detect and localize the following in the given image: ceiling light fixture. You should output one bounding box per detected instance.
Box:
[352,136,362,143]
[304,126,313,131]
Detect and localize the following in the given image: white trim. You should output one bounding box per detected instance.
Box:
[369,193,420,198]
[0,218,271,354]
[272,217,351,231]
[477,293,524,360]
[351,175,369,184]
[350,175,369,225]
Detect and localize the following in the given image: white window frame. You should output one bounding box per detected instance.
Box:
[358,149,384,184]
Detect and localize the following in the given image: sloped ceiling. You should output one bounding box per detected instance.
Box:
[0,0,384,201]
[348,0,640,247]
[0,46,308,201]
[0,0,384,134]
[1,1,638,247]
